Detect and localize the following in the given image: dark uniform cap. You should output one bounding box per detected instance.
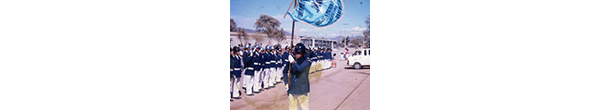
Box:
[294,43,307,54]
[275,45,281,51]
[233,46,241,52]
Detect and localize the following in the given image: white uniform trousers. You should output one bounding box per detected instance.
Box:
[256,69,263,90]
[252,70,261,92]
[324,60,327,69]
[329,60,332,68]
[268,67,274,87]
[274,67,279,84]
[322,60,325,70]
[310,62,316,73]
[323,60,327,69]
[268,67,276,87]
[243,74,253,95]
[230,77,232,99]
[279,66,284,81]
[325,60,329,69]
[329,60,331,68]
[274,67,281,82]
[316,60,320,71]
[323,60,326,69]
[240,68,246,88]
[280,67,284,81]
[317,60,321,71]
[262,68,271,88]
[258,69,263,88]
[241,69,247,88]
[277,64,285,82]
[318,61,323,70]
[273,67,278,83]
[231,77,241,98]
[275,67,280,83]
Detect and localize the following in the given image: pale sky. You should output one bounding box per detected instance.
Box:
[230,0,370,38]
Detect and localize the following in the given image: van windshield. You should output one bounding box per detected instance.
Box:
[354,50,361,56]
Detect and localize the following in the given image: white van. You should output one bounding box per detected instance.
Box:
[347,48,370,69]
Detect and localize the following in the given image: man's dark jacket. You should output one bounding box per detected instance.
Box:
[288,55,312,95]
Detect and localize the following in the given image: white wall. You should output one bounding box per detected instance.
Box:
[230,32,300,48]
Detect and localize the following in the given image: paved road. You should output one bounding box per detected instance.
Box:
[230,59,370,110]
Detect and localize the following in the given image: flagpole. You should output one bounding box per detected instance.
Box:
[283,0,295,19]
[287,0,296,90]
[288,20,295,90]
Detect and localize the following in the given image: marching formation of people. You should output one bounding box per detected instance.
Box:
[230,43,290,100]
[230,42,335,107]
[306,47,335,73]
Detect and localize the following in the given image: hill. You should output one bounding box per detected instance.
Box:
[235,28,292,36]
[328,35,365,41]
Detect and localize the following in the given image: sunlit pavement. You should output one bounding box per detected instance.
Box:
[230,59,370,110]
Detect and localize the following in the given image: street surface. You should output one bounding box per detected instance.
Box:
[230,58,370,110]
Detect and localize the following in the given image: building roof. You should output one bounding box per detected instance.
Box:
[299,36,337,42]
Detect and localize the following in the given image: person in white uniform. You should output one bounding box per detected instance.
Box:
[242,44,250,89]
[252,45,263,93]
[242,44,255,95]
[231,46,243,99]
[262,45,272,89]
[268,45,277,87]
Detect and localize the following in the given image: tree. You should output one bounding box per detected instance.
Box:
[273,28,286,44]
[344,36,350,46]
[340,36,350,47]
[350,38,362,47]
[254,15,281,40]
[363,15,370,45]
[252,34,265,44]
[237,27,247,44]
[230,18,237,32]
[241,28,250,42]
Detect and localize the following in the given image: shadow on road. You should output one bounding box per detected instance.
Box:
[344,66,370,70]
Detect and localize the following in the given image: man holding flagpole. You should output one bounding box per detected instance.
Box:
[283,0,343,109]
[287,43,311,110]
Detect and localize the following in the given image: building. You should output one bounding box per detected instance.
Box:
[299,36,338,49]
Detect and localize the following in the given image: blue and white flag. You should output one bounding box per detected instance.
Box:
[287,0,344,27]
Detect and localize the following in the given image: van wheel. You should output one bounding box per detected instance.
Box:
[353,63,361,69]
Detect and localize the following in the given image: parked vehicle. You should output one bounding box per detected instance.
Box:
[347,48,370,69]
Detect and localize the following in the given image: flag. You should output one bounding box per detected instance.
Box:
[287,0,344,27]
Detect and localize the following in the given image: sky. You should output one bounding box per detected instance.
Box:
[230,0,370,38]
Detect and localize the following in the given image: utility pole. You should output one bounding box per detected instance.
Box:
[342,23,348,47]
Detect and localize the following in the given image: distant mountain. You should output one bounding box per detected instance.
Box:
[245,28,256,33]
[236,28,364,39]
[328,35,365,41]
[329,36,344,41]
[235,28,292,36]
[285,31,292,36]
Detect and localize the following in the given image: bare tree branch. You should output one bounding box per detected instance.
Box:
[230,18,237,32]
